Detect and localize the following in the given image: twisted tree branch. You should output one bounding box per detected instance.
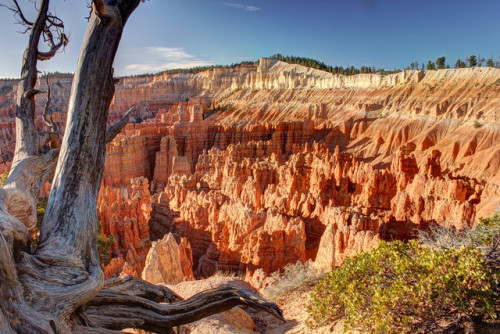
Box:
[102,275,182,303]
[1,2,284,333]
[37,30,68,61]
[46,15,64,28]
[0,0,34,26]
[10,0,67,163]
[2,149,59,230]
[85,285,284,332]
[23,88,44,99]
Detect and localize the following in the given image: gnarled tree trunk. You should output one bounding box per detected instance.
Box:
[0,1,283,333]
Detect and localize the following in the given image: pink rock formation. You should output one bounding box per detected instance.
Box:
[141,233,194,284]
[1,60,499,280]
[178,237,195,281]
[314,208,380,271]
[149,133,482,275]
[97,177,152,278]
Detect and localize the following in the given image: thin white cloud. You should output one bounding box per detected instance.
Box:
[124,47,214,74]
[223,2,261,11]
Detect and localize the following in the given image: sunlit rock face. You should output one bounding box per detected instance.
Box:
[141,233,194,284]
[158,141,481,275]
[2,59,499,278]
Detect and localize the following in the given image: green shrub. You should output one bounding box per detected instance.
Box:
[477,211,500,239]
[476,212,500,271]
[97,222,114,266]
[307,240,497,334]
[0,172,8,186]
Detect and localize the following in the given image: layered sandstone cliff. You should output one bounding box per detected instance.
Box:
[1,58,499,281]
[2,60,499,172]
[152,141,481,276]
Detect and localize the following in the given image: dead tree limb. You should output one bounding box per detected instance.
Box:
[41,75,57,133]
[1,149,59,230]
[101,275,182,304]
[0,1,284,332]
[11,1,149,330]
[38,26,68,61]
[7,0,67,164]
[0,0,34,26]
[105,106,133,143]
[84,285,285,332]
[13,0,50,162]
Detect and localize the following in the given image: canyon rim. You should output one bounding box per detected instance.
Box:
[2,58,498,281]
[1,0,499,333]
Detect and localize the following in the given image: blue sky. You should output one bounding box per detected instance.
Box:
[0,0,499,78]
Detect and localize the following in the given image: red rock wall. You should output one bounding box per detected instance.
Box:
[92,62,500,278]
[97,177,152,277]
[2,60,499,280]
[153,138,481,276]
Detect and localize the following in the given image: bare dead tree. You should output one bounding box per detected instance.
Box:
[0,1,283,333]
[0,0,68,165]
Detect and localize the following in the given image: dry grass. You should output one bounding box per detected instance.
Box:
[262,261,323,302]
[209,269,245,281]
[418,212,500,272]
[417,224,470,250]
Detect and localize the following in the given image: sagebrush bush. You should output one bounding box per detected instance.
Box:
[307,239,497,334]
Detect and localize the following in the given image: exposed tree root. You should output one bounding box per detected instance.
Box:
[0,1,284,333]
[84,281,285,333]
[101,275,183,304]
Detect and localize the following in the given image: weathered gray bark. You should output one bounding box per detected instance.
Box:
[13,0,50,163]
[0,0,284,333]
[85,285,284,332]
[10,0,66,165]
